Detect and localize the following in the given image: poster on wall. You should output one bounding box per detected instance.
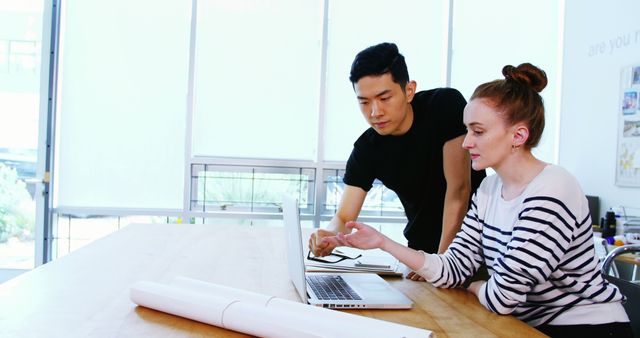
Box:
[616,64,640,187]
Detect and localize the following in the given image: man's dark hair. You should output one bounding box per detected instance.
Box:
[349,42,410,89]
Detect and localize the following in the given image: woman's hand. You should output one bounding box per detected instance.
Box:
[466,280,486,298]
[320,221,386,250]
[406,270,426,281]
[323,222,429,275]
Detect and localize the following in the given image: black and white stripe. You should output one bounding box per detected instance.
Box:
[425,165,625,327]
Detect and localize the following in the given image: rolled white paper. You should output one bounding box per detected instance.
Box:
[131,281,321,338]
[130,281,230,327]
[131,277,432,338]
[172,276,274,306]
[222,301,323,338]
[173,276,431,337]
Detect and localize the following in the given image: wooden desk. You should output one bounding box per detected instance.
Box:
[615,252,640,266]
[614,252,640,281]
[0,223,546,338]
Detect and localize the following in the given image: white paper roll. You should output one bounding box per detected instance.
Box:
[130,281,230,327]
[172,276,274,306]
[267,297,430,337]
[223,301,323,338]
[172,276,430,337]
[130,277,432,338]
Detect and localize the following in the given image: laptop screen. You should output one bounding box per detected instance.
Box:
[282,195,309,303]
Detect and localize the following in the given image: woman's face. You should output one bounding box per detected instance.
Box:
[462,98,516,171]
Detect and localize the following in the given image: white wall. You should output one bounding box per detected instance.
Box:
[560,0,640,217]
[452,0,561,165]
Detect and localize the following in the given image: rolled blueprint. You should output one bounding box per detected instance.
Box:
[130,276,432,338]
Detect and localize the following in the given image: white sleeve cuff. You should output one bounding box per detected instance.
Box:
[415,250,443,281]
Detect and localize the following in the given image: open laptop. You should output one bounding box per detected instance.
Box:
[282,195,412,309]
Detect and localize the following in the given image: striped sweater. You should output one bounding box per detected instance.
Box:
[419,165,627,327]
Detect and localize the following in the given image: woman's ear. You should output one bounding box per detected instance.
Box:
[512,124,530,148]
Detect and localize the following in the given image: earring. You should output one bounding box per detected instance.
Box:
[511,144,520,152]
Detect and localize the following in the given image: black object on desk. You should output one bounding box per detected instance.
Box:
[602,210,617,238]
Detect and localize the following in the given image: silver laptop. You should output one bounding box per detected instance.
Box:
[282,195,412,309]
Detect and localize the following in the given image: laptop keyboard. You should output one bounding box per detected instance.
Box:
[307,275,362,300]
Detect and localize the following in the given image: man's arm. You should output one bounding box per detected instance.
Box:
[439,134,471,254]
[308,184,367,256]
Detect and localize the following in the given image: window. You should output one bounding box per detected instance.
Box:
[0,40,8,73]
[9,40,39,74]
[51,214,174,259]
[323,0,449,161]
[322,169,403,217]
[190,164,315,214]
[54,0,190,209]
[46,1,562,262]
[0,1,44,269]
[192,0,324,160]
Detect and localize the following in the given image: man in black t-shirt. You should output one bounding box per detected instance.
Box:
[309,42,485,280]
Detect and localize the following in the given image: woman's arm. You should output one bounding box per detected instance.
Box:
[322,197,485,286]
[321,221,427,271]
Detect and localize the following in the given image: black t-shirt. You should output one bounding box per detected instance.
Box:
[343,88,486,253]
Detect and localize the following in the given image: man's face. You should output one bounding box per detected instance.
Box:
[354,73,416,136]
